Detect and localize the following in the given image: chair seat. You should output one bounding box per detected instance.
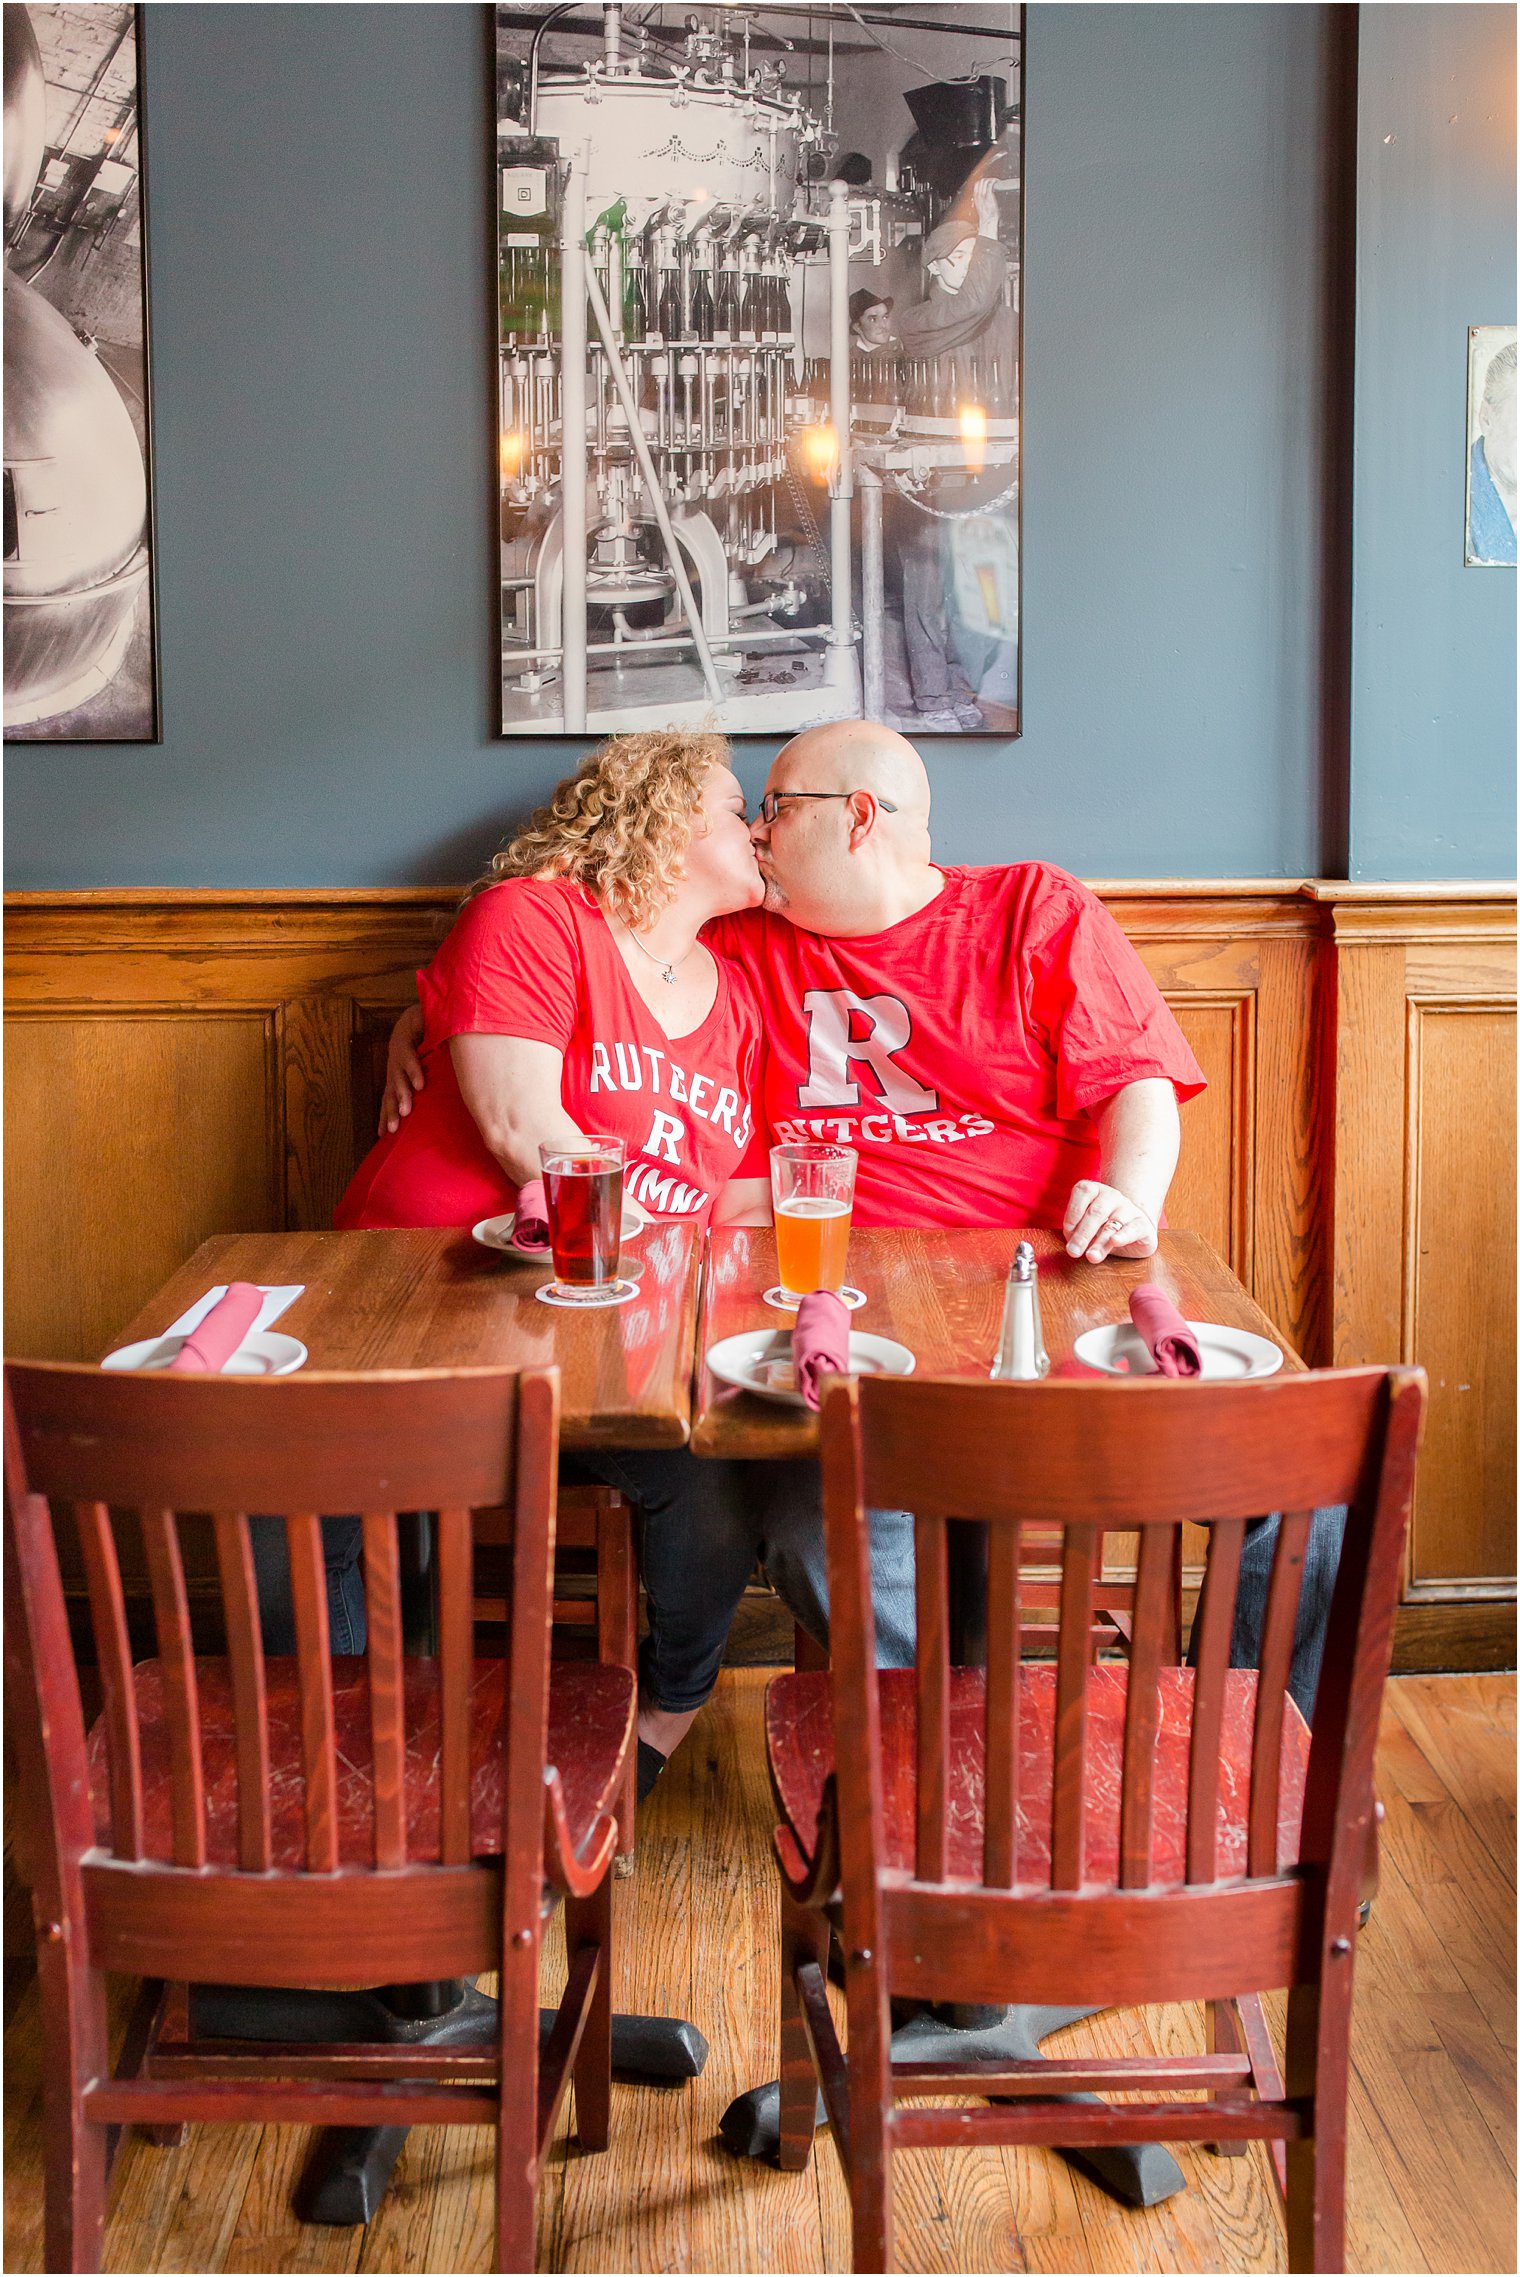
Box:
[766,1664,1311,1886]
[88,1657,634,1870]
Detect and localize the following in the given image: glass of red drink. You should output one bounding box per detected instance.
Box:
[538,1138,626,1304]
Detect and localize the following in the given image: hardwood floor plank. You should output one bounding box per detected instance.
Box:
[686,1671,831,2277]
[555,1727,698,2272]
[220,2126,362,2275]
[1387,1678,1517,1888]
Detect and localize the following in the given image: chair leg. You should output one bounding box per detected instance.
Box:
[1205,1998,1248,2157]
[596,1495,639,1864]
[39,1939,110,2274]
[495,1916,542,2274]
[1283,1981,1349,2273]
[564,1874,613,2153]
[844,1952,895,2275]
[778,1884,830,2171]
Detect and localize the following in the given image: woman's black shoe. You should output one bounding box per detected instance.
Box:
[636,1739,669,1803]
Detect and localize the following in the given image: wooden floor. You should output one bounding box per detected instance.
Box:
[4,1671,1514,2274]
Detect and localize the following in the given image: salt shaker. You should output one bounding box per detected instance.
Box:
[992,1240,1051,1380]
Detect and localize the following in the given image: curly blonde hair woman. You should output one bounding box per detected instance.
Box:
[336,727,767,1235]
[466,728,729,931]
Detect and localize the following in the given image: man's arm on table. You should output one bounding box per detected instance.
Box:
[1062,1076,1181,1263]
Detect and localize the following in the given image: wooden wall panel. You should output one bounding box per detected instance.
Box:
[1321,892,1517,1669]
[1405,1002,1516,1590]
[1161,997,1250,1278]
[4,1011,278,1361]
[4,882,1514,1668]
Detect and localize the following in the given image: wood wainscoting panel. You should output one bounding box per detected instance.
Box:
[1158,995,1252,1282]
[1320,889,1518,1669]
[4,1011,278,1361]
[1405,1001,1517,1592]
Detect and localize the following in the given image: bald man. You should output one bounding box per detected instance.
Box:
[707,722,1200,1255]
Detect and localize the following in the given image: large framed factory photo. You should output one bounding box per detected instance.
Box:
[495,2,1023,738]
[4,2,160,742]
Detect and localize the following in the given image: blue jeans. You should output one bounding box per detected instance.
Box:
[564,1449,917,1713]
[1219,1506,1347,1721]
[250,1516,368,1656]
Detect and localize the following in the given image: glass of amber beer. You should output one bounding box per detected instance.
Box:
[538,1137,627,1304]
[771,1142,857,1302]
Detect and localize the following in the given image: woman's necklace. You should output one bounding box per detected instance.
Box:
[616,911,698,987]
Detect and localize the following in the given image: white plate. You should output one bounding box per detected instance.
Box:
[101,1330,309,1377]
[1073,1321,1283,1380]
[472,1201,647,1258]
[705,1328,916,1407]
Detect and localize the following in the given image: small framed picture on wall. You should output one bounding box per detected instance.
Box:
[1465,324,1516,567]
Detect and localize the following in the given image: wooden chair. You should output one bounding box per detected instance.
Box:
[765,1366,1425,2273]
[4,1359,634,2274]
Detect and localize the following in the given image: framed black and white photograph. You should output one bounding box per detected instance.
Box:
[4,1,159,742]
[1465,323,1516,566]
[495,1,1022,738]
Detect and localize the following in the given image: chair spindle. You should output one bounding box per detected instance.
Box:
[436,1507,474,1866]
[139,1508,206,1869]
[362,1511,408,1869]
[1118,1521,1176,1889]
[212,1513,272,1873]
[286,1513,339,1873]
[913,1511,950,1883]
[1247,1508,1311,1877]
[981,1520,1023,1887]
[1185,1516,1246,1884]
[73,1501,144,1861]
[1051,1523,1098,1891]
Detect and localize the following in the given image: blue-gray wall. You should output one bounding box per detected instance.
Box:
[1349,4,1517,879]
[2,4,1512,888]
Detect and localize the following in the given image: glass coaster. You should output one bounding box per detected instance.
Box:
[762,1285,867,1313]
[535,1278,641,1308]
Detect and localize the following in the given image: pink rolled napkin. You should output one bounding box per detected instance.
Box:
[512,1176,551,1252]
[793,1289,851,1412]
[168,1282,264,1374]
[1128,1285,1202,1379]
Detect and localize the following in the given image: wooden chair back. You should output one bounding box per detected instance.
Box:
[818,1367,1424,2012]
[4,1360,560,1991]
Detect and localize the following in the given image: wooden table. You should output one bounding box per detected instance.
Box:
[105,1224,704,1449]
[692,1226,1303,1459]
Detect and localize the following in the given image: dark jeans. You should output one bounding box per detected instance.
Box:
[250,1515,368,1656]
[1221,1505,1347,1721]
[565,1448,917,1713]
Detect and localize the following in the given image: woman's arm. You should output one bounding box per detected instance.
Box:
[450,1033,585,1184]
[712,1176,772,1228]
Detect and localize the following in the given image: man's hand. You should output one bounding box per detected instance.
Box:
[1063,1179,1158,1264]
[380,1004,427,1134]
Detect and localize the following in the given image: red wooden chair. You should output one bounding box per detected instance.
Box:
[4,1359,634,2274]
[766,1366,1424,2273]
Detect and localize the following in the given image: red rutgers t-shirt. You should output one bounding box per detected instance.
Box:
[336,877,766,1231]
[706,864,1205,1229]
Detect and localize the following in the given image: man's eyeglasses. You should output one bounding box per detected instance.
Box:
[756,790,898,826]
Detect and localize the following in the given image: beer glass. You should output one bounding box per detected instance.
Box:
[538,1137,625,1304]
[770,1142,856,1301]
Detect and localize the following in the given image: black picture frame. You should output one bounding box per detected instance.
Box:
[4,0,162,745]
[492,1,1024,741]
